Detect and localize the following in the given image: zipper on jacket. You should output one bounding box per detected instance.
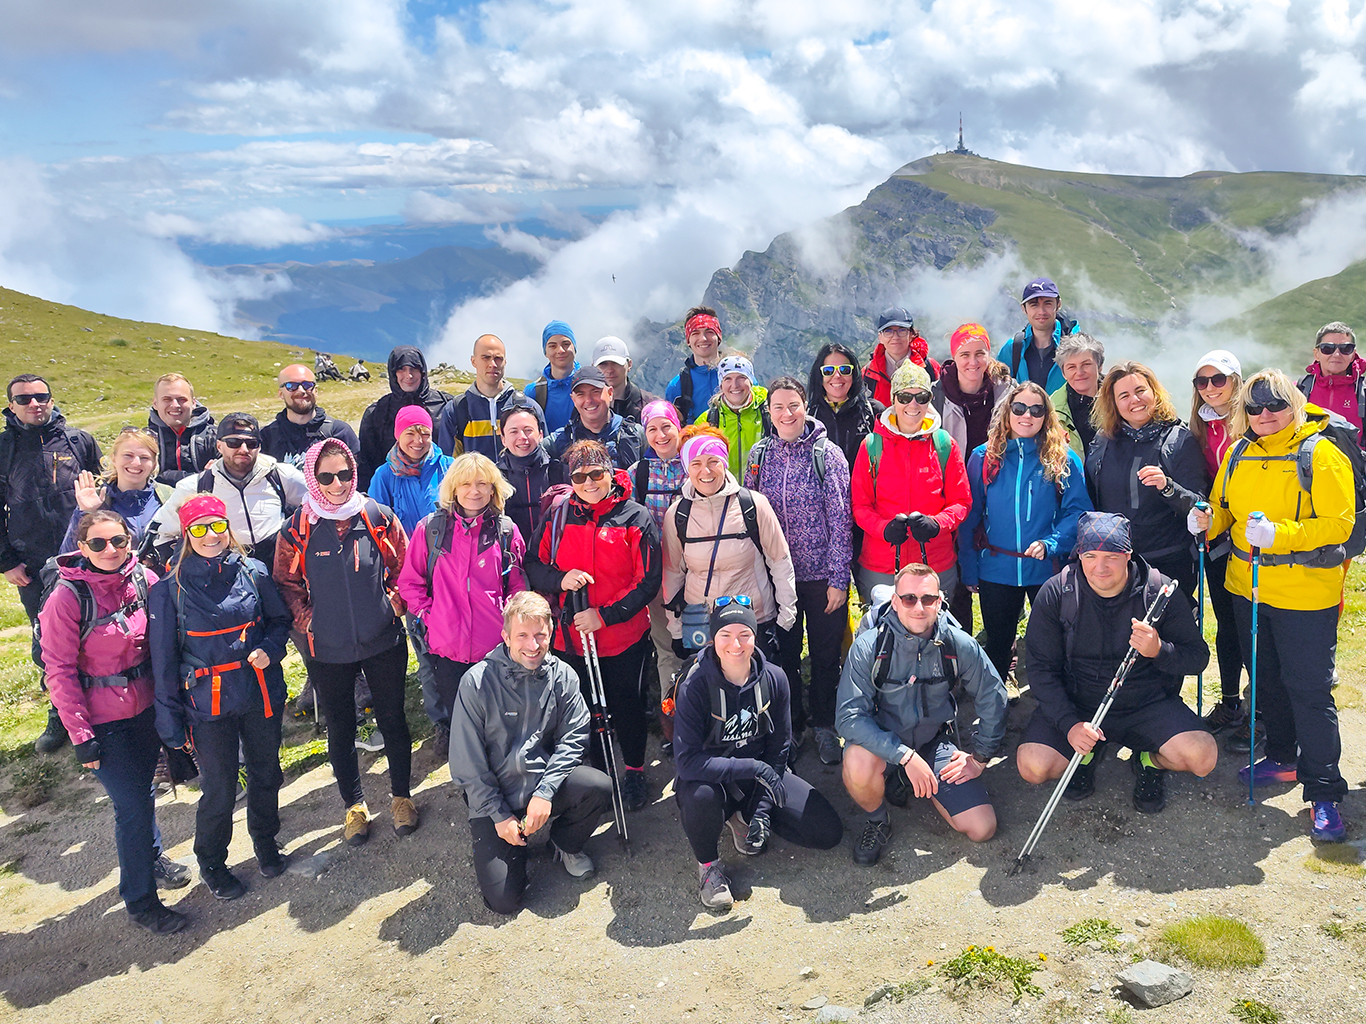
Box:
[1013,440,1025,587]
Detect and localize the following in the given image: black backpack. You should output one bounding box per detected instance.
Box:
[673,363,695,422]
[34,559,151,686]
[865,600,961,747]
[1009,310,1078,379]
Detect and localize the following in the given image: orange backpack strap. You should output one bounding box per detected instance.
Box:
[286,509,311,577]
[358,503,399,585]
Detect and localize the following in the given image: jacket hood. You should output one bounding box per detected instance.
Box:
[679,468,741,501]
[3,407,69,433]
[54,550,144,592]
[1303,354,1366,380]
[499,439,552,471]
[387,345,430,399]
[149,403,212,433]
[271,406,329,430]
[1246,405,1333,450]
[876,403,943,439]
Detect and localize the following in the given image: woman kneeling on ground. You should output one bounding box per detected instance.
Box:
[673,597,844,910]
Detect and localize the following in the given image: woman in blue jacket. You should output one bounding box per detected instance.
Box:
[960,382,1091,684]
[367,406,455,536]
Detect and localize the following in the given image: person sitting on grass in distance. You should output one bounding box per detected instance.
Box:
[448,591,614,915]
[837,564,1006,866]
[1017,512,1215,815]
[672,597,844,911]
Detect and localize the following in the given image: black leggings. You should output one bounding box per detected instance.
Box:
[675,774,844,863]
[312,642,412,805]
[1203,549,1244,700]
[470,765,613,914]
[561,632,651,770]
[976,580,1042,685]
[431,657,476,729]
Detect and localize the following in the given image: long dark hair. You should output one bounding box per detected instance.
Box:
[807,342,873,421]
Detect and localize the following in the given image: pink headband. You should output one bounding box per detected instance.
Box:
[680,434,729,466]
[641,399,681,430]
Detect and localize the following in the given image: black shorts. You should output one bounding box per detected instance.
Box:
[885,735,992,817]
[1021,697,1207,760]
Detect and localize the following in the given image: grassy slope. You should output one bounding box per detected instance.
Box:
[1224,259,1366,349]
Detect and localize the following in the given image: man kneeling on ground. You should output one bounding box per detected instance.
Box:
[838,564,1007,866]
[448,591,613,914]
[1017,511,1215,813]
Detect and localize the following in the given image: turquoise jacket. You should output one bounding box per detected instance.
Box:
[367,447,455,536]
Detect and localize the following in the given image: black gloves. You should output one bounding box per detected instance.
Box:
[907,512,941,543]
[672,638,689,662]
[882,514,911,547]
[754,762,787,808]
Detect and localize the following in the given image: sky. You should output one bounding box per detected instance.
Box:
[2,0,1366,372]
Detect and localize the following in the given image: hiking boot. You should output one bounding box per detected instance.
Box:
[132,904,189,935]
[1238,758,1297,787]
[391,796,420,837]
[1203,698,1245,733]
[1131,753,1167,814]
[433,723,450,762]
[34,705,69,755]
[152,854,192,889]
[153,749,173,793]
[853,818,892,866]
[355,724,385,752]
[1225,720,1264,754]
[344,802,371,846]
[1311,802,1347,842]
[1064,744,1105,801]
[202,865,247,901]
[256,843,289,878]
[884,765,912,808]
[815,727,843,766]
[621,769,648,812]
[698,862,733,911]
[552,842,596,879]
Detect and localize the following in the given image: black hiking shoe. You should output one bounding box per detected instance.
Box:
[1063,743,1104,801]
[132,904,189,935]
[152,854,192,889]
[621,770,648,811]
[202,865,247,901]
[1131,753,1167,814]
[1226,719,1264,754]
[884,765,912,808]
[256,844,289,879]
[34,705,69,754]
[853,819,892,866]
[1203,698,1244,733]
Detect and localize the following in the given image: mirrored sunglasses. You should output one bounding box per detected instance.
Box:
[820,364,855,377]
[187,520,229,538]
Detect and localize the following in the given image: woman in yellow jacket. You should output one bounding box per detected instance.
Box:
[1192,369,1352,841]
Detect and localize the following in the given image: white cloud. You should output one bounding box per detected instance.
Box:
[145,206,335,247]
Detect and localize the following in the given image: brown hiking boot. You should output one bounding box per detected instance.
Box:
[391,796,419,837]
[344,802,371,846]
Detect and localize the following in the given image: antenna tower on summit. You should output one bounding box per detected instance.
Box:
[953,113,971,155]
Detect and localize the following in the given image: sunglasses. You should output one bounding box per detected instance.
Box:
[1010,402,1047,417]
[315,468,354,485]
[1245,398,1290,416]
[187,520,229,539]
[894,590,941,608]
[570,467,610,485]
[83,534,130,552]
[894,390,933,406]
[11,392,52,406]
[1318,342,1356,356]
[282,380,317,392]
[714,595,753,608]
[1192,373,1229,389]
[820,364,855,378]
[221,437,261,450]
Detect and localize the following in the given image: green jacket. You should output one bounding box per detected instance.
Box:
[1051,384,1085,458]
[696,385,771,476]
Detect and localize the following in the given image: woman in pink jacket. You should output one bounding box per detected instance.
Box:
[38,510,189,935]
[397,452,526,760]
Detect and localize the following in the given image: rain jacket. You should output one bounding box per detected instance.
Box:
[0,408,103,574]
[696,385,770,477]
[996,313,1080,392]
[1195,404,1235,480]
[357,347,456,489]
[148,403,216,486]
[260,406,359,471]
[863,343,941,409]
[1297,356,1366,446]
[523,362,580,434]
[367,445,455,536]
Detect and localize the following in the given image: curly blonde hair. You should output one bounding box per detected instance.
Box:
[1092,361,1179,438]
[983,382,1072,484]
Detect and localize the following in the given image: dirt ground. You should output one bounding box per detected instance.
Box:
[2,681,1365,1024]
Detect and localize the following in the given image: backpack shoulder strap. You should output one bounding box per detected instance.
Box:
[197,468,214,493]
[863,431,883,492]
[737,488,762,549]
[678,365,694,419]
[1296,434,1322,496]
[498,514,515,599]
[424,509,449,595]
[673,497,693,546]
[1356,375,1366,424]
[1297,371,1314,398]
[60,579,98,642]
[810,436,828,487]
[534,378,548,410]
[937,627,959,687]
[706,405,720,427]
[930,428,953,476]
[266,467,288,511]
[1218,437,1253,509]
[1058,563,1081,662]
[634,459,651,506]
[358,499,399,585]
[1010,333,1026,378]
[744,437,768,484]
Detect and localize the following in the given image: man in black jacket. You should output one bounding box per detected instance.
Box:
[260,364,360,470]
[356,346,454,490]
[148,372,216,486]
[0,374,103,752]
[1017,512,1215,814]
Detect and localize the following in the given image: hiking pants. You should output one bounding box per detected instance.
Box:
[976,580,1042,686]
[675,773,843,864]
[404,614,442,727]
[778,579,847,733]
[562,632,651,770]
[191,706,283,872]
[1204,549,1243,701]
[312,642,412,806]
[90,706,162,915]
[431,656,476,730]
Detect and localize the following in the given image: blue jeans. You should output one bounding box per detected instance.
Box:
[90,706,162,915]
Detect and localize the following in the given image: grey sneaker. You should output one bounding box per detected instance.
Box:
[552,842,596,879]
[355,725,385,752]
[698,861,733,910]
[815,727,843,765]
[727,812,769,856]
[153,854,192,889]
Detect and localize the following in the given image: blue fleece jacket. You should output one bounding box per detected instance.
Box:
[366,447,455,536]
[664,357,720,421]
[524,362,580,434]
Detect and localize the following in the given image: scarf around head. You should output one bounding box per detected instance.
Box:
[386,442,426,477]
[303,438,368,524]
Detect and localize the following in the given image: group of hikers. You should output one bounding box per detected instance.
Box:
[2,274,1359,931]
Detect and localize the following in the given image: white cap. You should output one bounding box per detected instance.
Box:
[1194,349,1241,378]
[592,336,630,366]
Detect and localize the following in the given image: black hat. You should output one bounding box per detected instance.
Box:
[570,366,610,391]
[876,306,914,332]
[217,411,261,440]
[709,596,758,639]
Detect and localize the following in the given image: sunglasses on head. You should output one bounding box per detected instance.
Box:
[1192,373,1229,389]
[187,520,229,539]
[1010,402,1047,417]
[221,437,260,450]
[820,364,854,378]
[1318,342,1356,356]
[315,468,354,485]
[894,590,941,608]
[570,467,609,485]
[282,380,317,392]
[714,595,753,608]
[1245,398,1290,417]
[83,534,130,552]
[11,392,51,406]
[894,390,932,406]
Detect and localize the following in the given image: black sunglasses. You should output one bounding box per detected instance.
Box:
[11,392,52,406]
[894,390,932,406]
[820,364,855,378]
[1192,373,1229,389]
[1010,402,1047,417]
[315,468,354,485]
[83,534,130,552]
[221,437,261,450]
[894,590,941,608]
[570,468,610,485]
[282,380,317,392]
[1318,342,1356,356]
[1245,399,1290,416]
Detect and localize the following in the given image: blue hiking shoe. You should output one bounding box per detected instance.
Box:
[1237,758,1297,787]
[1311,802,1346,842]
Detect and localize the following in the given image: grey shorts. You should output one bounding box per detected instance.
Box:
[885,732,991,817]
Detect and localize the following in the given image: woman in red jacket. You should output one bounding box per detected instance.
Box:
[523,440,662,813]
[851,361,971,598]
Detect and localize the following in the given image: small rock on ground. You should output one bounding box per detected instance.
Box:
[815,1007,854,1023]
[801,995,828,1010]
[864,983,894,1007]
[1116,960,1194,1008]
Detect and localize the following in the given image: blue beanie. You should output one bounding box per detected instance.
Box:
[542,320,576,350]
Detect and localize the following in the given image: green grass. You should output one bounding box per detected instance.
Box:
[1304,843,1366,879]
[937,945,1044,1001]
[1230,998,1282,1024]
[1321,920,1366,940]
[1106,1008,1136,1024]
[1159,916,1265,969]
[1061,918,1122,951]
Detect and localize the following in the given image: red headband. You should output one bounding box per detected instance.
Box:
[949,322,991,356]
[684,314,722,340]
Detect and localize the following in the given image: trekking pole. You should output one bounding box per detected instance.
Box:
[1247,512,1264,808]
[1009,579,1178,875]
[1194,501,1209,716]
[572,591,630,848]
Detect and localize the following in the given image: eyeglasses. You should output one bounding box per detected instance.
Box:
[1318,342,1356,356]
[1245,398,1290,417]
[570,468,609,485]
[1192,373,1229,390]
[1010,402,1047,417]
[715,595,753,608]
[894,590,942,608]
[221,437,261,450]
[894,390,932,406]
[187,520,229,539]
[880,326,912,336]
[11,392,52,406]
[83,534,130,552]
[281,380,317,392]
[820,364,855,378]
[315,468,354,485]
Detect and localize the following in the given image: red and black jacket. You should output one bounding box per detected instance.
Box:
[524,469,661,657]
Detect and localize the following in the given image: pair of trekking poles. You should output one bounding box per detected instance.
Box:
[568,590,631,850]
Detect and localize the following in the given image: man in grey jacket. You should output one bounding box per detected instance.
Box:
[837,564,1007,865]
[448,591,614,914]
